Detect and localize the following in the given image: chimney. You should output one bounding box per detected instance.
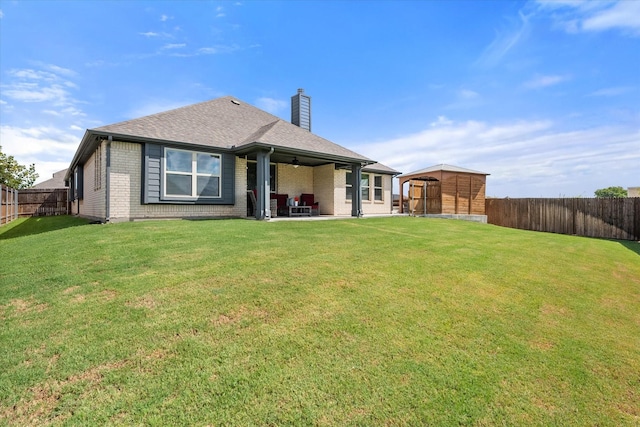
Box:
[291,88,311,132]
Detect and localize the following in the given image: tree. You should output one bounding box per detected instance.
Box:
[0,146,39,189]
[594,186,627,198]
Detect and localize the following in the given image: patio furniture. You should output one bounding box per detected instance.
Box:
[272,193,289,216]
[288,205,312,217]
[299,193,319,216]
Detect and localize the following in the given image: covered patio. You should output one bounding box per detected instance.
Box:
[237,144,374,220]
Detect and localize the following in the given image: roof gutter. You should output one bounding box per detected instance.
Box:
[233,141,376,166]
[105,135,112,223]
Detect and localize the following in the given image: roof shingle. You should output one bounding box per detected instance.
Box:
[94,96,372,162]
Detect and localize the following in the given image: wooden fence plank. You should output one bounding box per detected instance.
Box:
[486,198,640,241]
[1,184,19,226]
[17,188,68,217]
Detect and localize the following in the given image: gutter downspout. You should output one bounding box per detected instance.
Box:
[105,135,112,223]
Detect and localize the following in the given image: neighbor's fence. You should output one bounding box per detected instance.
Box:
[486,198,640,241]
[18,188,69,217]
[1,184,19,225]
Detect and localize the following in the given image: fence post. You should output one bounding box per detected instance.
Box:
[14,187,18,221]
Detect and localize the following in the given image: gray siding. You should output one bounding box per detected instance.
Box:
[143,144,162,203]
[143,143,235,205]
[291,91,311,131]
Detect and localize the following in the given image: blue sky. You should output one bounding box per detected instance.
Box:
[1,0,638,197]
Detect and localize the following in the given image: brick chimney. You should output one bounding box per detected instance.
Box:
[291,88,311,132]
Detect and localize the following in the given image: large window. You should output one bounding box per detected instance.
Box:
[346,172,382,201]
[164,148,221,198]
[374,175,383,201]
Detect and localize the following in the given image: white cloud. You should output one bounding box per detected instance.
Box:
[2,83,69,103]
[536,0,640,36]
[444,89,482,110]
[430,116,453,127]
[351,117,640,197]
[160,14,172,22]
[255,97,287,114]
[197,45,240,55]
[0,125,81,181]
[588,86,634,97]
[1,64,86,124]
[458,89,479,99]
[163,43,186,49]
[8,69,57,81]
[476,11,531,67]
[524,74,571,89]
[582,1,640,34]
[0,9,3,19]
[0,126,80,155]
[44,64,77,77]
[140,31,160,37]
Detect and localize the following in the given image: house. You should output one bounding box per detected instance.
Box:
[65,90,399,222]
[32,169,68,189]
[397,164,489,218]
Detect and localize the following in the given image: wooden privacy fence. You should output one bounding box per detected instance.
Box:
[18,188,69,217]
[486,198,640,241]
[1,184,19,225]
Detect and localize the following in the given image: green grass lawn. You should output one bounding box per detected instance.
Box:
[1,216,639,426]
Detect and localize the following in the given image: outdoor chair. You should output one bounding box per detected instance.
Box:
[299,193,319,215]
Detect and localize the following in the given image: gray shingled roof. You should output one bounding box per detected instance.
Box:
[397,164,489,178]
[363,162,401,175]
[32,169,68,189]
[93,96,372,162]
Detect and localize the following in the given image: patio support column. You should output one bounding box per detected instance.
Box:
[255,148,272,220]
[351,163,362,217]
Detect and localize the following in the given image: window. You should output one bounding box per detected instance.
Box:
[374,175,383,201]
[346,172,376,201]
[246,161,276,193]
[361,173,370,201]
[94,146,102,191]
[164,148,221,198]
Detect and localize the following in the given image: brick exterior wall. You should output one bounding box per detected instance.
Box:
[108,141,246,222]
[333,169,393,216]
[277,164,393,216]
[71,139,392,220]
[71,143,106,221]
[313,164,335,215]
[276,164,314,200]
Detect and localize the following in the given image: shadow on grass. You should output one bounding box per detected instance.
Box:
[0,216,92,240]
[618,240,640,257]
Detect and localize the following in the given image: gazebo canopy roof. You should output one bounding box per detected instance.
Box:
[397,164,489,179]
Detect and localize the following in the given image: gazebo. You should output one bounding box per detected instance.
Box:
[397,164,489,218]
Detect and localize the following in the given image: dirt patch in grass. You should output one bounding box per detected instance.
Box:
[125,295,158,309]
[3,360,129,425]
[211,305,270,326]
[99,290,117,301]
[62,286,80,295]
[71,294,86,303]
[6,298,48,315]
[529,339,555,351]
